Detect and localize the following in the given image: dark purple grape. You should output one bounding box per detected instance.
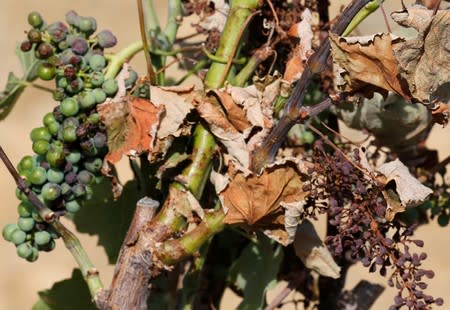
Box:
[71,38,89,55]
[47,22,68,42]
[37,42,53,59]
[20,40,32,52]
[96,30,117,48]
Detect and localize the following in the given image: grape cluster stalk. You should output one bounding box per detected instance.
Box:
[2,10,138,262]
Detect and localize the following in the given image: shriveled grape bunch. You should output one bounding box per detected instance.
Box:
[1,10,138,261]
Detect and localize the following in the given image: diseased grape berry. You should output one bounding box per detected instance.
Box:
[20,40,32,52]
[46,22,68,42]
[27,29,42,43]
[28,11,43,29]
[37,42,53,59]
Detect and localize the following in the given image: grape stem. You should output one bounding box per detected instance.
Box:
[0,145,105,305]
[17,80,54,94]
[104,40,144,80]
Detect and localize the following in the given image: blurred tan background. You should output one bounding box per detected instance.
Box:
[0,1,448,309]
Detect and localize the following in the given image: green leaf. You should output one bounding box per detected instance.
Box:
[0,44,42,120]
[32,269,96,310]
[228,234,284,310]
[73,179,139,263]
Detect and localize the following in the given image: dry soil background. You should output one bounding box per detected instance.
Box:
[0,1,449,309]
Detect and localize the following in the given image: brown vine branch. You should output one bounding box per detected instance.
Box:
[251,0,375,173]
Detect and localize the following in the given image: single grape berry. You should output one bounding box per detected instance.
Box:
[125,69,138,88]
[88,54,106,71]
[78,91,96,109]
[27,29,42,43]
[32,140,50,156]
[60,49,76,65]
[93,132,107,149]
[41,183,62,201]
[87,113,100,124]
[37,63,56,81]
[39,239,56,252]
[43,113,56,127]
[66,151,81,164]
[47,22,68,42]
[65,200,81,213]
[37,42,53,59]
[78,17,96,33]
[2,224,19,242]
[77,170,95,185]
[62,126,78,143]
[28,11,44,29]
[65,10,79,26]
[16,243,33,259]
[46,147,65,168]
[18,217,35,232]
[34,231,51,246]
[102,78,118,96]
[20,40,32,52]
[92,88,107,104]
[71,38,89,55]
[17,201,33,218]
[11,229,27,245]
[96,30,117,48]
[72,183,86,198]
[60,97,79,117]
[84,158,103,173]
[18,156,36,174]
[30,127,51,142]
[47,121,60,136]
[26,247,39,262]
[66,77,84,94]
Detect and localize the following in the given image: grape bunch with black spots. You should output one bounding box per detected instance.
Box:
[2,10,138,262]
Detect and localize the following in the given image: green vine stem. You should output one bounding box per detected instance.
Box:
[0,145,104,305]
[104,40,143,80]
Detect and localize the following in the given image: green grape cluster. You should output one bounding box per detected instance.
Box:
[2,10,138,261]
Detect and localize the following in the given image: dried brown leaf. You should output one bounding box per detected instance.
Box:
[293,220,341,279]
[98,97,164,165]
[221,163,307,226]
[210,89,252,132]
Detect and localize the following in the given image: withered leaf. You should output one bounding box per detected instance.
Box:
[221,163,307,226]
[98,97,164,164]
[330,33,411,100]
[210,89,252,133]
[293,220,341,279]
[376,159,433,221]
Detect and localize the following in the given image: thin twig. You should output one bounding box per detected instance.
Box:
[137,0,156,84]
[379,2,392,33]
[264,280,298,310]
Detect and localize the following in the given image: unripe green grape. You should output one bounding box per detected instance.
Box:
[39,239,56,252]
[29,167,47,185]
[301,131,315,144]
[11,229,27,245]
[47,121,60,136]
[66,151,81,164]
[27,29,42,43]
[63,117,80,128]
[28,11,43,29]
[52,88,65,102]
[18,156,35,174]
[88,54,106,71]
[78,17,97,33]
[102,78,118,96]
[125,69,138,88]
[87,113,100,124]
[30,127,51,142]
[72,183,86,198]
[84,157,103,173]
[37,63,56,81]
[16,187,28,201]
[46,147,65,167]
[17,201,33,217]
[92,88,107,104]
[18,217,35,232]
[58,40,69,50]
[43,112,56,127]
[78,91,96,109]
[34,231,51,245]
[65,200,81,213]
[60,97,79,117]
[32,140,49,156]
[31,210,43,223]
[41,183,61,201]
[57,76,69,89]
[16,243,33,259]
[47,168,64,183]
[78,170,94,185]
[2,224,19,242]
[90,71,104,87]
[62,126,77,143]
[26,247,39,262]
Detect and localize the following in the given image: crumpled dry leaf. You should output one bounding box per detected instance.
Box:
[330,6,450,124]
[219,162,307,227]
[285,9,314,83]
[98,97,164,165]
[376,158,433,221]
[198,0,229,32]
[293,220,341,279]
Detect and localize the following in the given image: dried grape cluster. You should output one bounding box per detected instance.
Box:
[304,141,443,309]
[2,11,138,261]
